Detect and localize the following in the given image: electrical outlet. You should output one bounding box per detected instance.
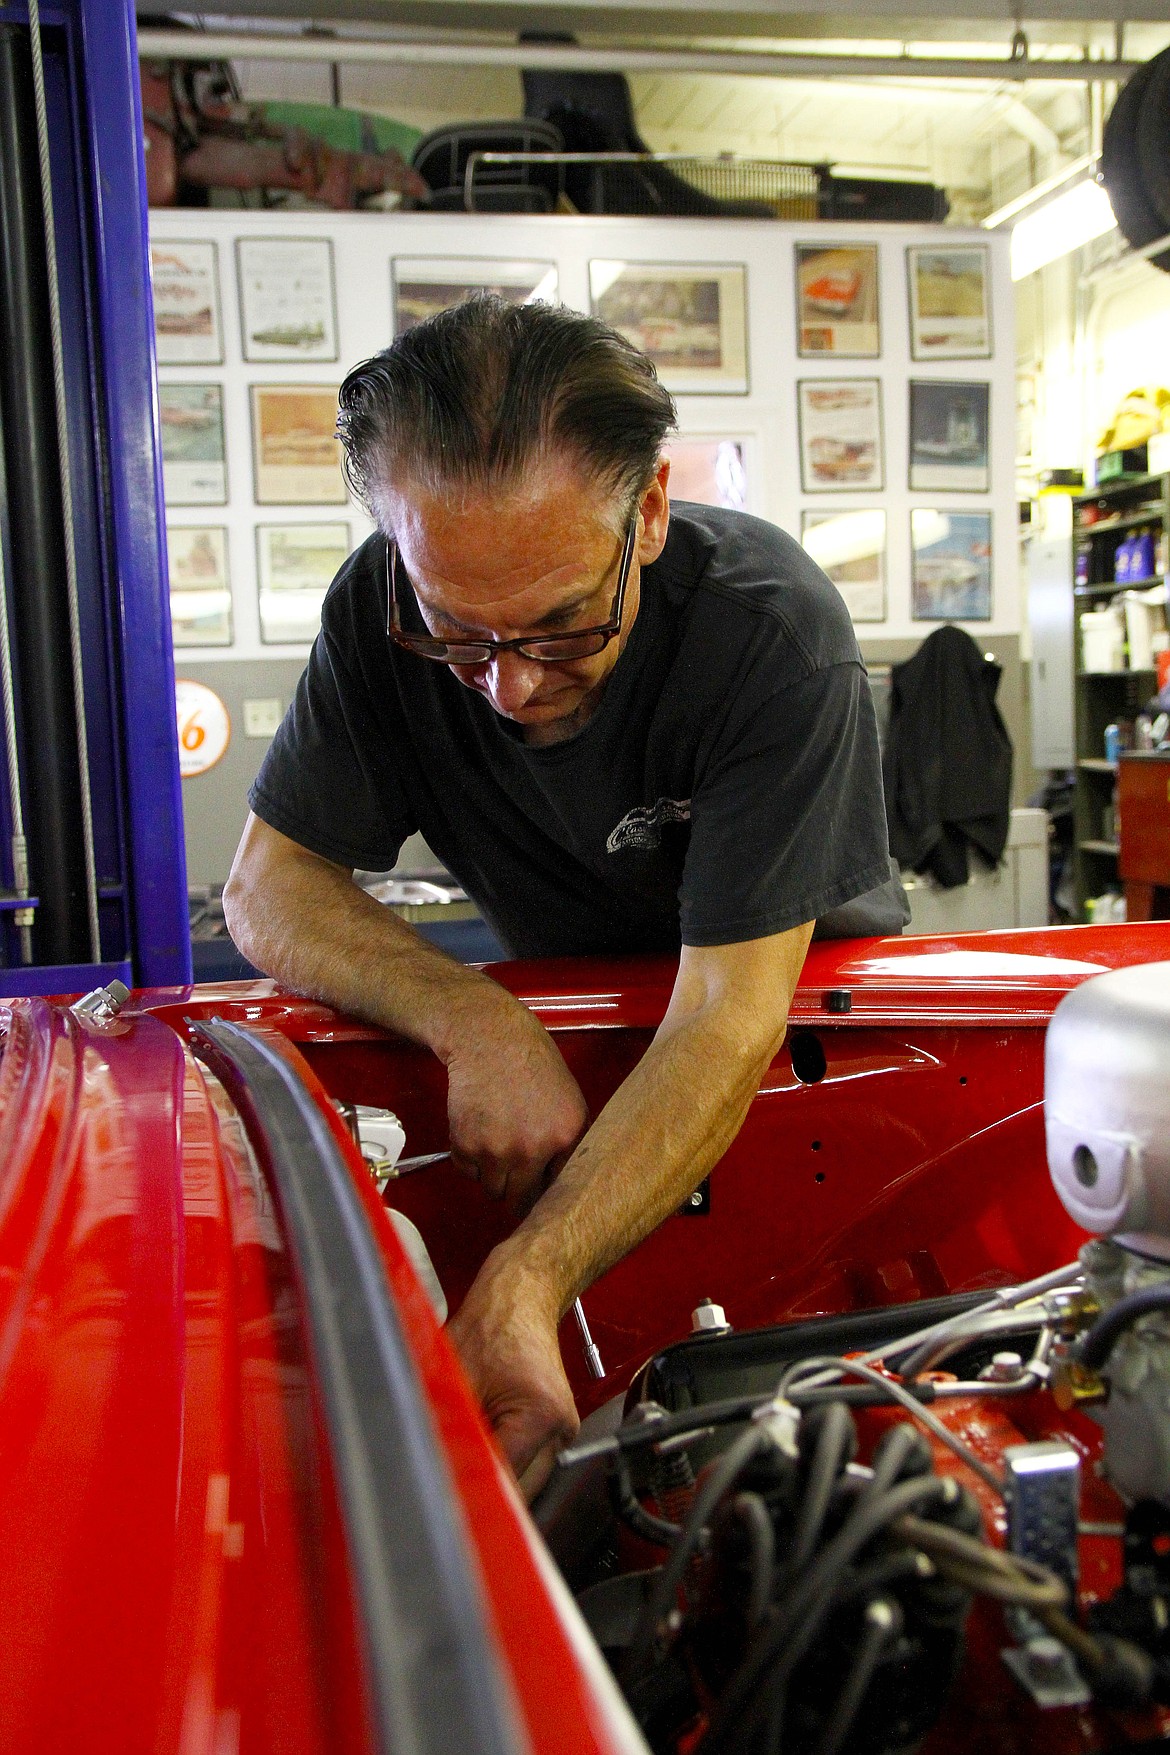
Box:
[243,697,283,738]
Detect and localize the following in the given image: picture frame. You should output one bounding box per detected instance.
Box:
[159,383,227,506]
[250,385,347,505]
[237,237,339,363]
[801,509,887,622]
[795,243,880,358]
[908,379,990,492]
[256,522,351,644]
[910,508,992,621]
[391,257,559,336]
[797,379,884,493]
[663,436,749,510]
[588,260,748,394]
[907,245,992,360]
[151,240,223,365]
[166,525,232,646]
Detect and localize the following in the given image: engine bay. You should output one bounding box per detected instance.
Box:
[525,959,1170,1755]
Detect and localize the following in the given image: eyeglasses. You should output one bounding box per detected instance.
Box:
[385,518,637,665]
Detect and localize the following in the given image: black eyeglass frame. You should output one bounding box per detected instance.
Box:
[385,517,638,665]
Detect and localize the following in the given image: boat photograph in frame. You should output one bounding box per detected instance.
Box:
[256,522,351,644]
[159,383,227,506]
[911,508,992,620]
[908,245,992,359]
[801,508,886,622]
[166,525,232,647]
[908,379,990,491]
[797,379,884,492]
[237,237,339,363]
[151,239,223,365]
[391,257,559,335]
[589,260,748,393]
[250,385,347,505]
[796,243,880,358]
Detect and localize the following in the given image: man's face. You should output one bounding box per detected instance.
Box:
[383,458,668,744]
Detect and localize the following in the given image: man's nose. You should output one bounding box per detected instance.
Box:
[485,650,543,713]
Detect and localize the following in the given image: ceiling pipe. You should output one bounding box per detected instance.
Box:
[135,28,1142,85]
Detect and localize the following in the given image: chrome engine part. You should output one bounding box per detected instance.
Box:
[1046,962,1170,1508]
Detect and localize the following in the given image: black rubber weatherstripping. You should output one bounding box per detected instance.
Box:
[192,1020,527,1755]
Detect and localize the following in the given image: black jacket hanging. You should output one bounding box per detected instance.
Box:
[883,624,1013,889]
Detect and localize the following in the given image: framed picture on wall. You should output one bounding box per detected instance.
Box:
[250,385,347,505]
[151,240,223,365]
[662,436,749,509]
[907,245,992,359]
[159,383,226,506]
[801,509,886,622]
[911,508,992,621]
[166,525,232,646]
[908,379,990,491]
[391,257,559,336]
[588,260,748,393]
[256,522,351,643]
[795,243,880,358]
[237,237,339,363]
[797,379,884,492]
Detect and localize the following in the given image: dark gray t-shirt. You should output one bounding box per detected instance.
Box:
[250,503,904,958]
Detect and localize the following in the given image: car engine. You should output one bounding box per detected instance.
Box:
[537,959,1170,1754]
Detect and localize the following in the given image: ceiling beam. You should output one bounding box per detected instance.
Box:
[136,26,1143,81]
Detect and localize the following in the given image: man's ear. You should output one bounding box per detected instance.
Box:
[637,457,671,565]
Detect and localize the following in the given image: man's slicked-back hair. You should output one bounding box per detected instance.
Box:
[336,295,677,526]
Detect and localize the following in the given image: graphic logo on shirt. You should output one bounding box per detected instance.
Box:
[606,797,692,854]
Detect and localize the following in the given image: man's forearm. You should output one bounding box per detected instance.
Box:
[224,831,509,1060]
[492,998,781,1319]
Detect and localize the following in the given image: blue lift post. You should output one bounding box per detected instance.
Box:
[0,0,190,993]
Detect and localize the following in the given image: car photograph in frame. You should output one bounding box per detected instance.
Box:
[908,244,992,360]
[159,383,227,506]
[166,525,233,647]
[911,508,992,621]
[796,243,880,358]
[150,239,223,365]
[250,385,347,506]
[392,257,559,336]
[801,508,887,622]
[908,379,990,492]
[237,236,339,363]
[662,436,749,510]
[797,378,884,493]
[589,260,748,393]
[257,522,351,643]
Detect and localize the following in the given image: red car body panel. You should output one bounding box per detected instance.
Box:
[2,921,1170,1751]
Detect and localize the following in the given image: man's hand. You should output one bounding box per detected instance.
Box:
[443,995,589,1209]
[447,1247,579,1499]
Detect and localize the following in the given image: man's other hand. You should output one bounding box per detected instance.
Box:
[443,997,589,1209]
[447,1250,579,1500]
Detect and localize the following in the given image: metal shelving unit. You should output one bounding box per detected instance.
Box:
[1071,471,1170,918]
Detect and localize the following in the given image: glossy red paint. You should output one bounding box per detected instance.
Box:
[0,997,634,1755]
[4,920,1170,1753]
[144,922,1170,1412]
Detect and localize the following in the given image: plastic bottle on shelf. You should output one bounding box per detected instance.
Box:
[1135,529,1156,582]
[1114,535,1134,583]
[1075,548,1091,587]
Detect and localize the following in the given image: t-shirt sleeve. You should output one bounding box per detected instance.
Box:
[679,658,894,946]
[249,621,414,872]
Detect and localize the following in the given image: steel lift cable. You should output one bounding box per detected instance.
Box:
[0,408,32,965]
[25,0,100,962]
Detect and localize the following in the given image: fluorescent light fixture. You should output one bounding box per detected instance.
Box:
[1009,176,1117,279]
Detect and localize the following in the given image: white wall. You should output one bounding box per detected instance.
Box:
[151,207,1017,660]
